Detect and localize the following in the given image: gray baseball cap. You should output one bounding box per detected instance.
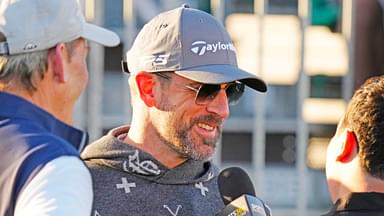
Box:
[0,0,120,55]
[124,4,267,92]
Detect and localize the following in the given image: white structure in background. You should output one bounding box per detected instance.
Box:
[227,14,301,85]
[224,0,353,214]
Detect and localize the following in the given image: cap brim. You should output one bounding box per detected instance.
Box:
[82,23,120,47]
[175,64,267,92]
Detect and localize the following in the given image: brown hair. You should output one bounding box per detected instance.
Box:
[343,75,384,179]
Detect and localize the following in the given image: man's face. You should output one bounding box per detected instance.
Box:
[152,74,230,161]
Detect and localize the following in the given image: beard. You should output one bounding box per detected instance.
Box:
[155,108,223,161]
[174,115,222,160]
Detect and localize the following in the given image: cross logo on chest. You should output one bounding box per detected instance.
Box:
[195,182,209,196]
[116,177,136,193]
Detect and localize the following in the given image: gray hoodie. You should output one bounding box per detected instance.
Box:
[81,126,225,216]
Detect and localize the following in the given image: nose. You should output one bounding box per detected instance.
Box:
[206,89,230,119]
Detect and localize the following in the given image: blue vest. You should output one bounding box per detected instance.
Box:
[0,92,88,216]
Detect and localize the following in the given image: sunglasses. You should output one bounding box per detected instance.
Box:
[155,73,245,106]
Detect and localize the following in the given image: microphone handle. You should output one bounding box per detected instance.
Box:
[216,195,272,216]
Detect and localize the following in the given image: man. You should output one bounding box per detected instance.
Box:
[324,76,384,215]
[82,5,267,216]
[0,0,120,215]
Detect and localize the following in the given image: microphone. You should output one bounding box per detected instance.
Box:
[216,167,272,216]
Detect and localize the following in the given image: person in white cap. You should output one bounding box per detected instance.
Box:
[0,0,120,215]
[82,4,266,216]
[323,76,384,216]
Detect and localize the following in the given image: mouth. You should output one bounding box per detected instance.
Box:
[197,122,215,131]
[194,122,220,140]
[189,115,223,141]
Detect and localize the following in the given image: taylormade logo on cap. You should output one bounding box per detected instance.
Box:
[190,41,236,56]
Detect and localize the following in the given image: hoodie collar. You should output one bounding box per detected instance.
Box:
[82,126,218,184]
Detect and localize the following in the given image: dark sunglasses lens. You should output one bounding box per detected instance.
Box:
[195,83,245,105]
[226,83,245,105]
[195,84,221,105]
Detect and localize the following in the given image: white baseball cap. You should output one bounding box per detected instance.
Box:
[0,0,120,55]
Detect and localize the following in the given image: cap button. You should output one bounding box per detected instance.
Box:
[182,4,190,8]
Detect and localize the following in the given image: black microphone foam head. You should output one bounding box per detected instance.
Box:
[218,167,256,205]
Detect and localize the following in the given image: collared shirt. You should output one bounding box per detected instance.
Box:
[322,192,384,216]
[0,92,92,216]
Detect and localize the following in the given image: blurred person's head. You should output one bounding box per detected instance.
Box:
[0,0,119,124]
[326,75,384,202]
[122,5,266,166]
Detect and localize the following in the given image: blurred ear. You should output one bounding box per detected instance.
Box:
[48,43,66,83]
[135,72,156,107]
[336,130,358,163]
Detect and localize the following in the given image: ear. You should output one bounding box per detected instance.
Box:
[48,43,66,83]
[135,72,156,107]
[336,130,358,163]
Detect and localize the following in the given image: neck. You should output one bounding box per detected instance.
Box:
[4,86,74,125]
[347,161,384,193]
[332,160,384,201]
[361,173,384,193]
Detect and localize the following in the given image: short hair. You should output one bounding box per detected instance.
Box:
[342,75,384,179]
[0,37,80,92]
